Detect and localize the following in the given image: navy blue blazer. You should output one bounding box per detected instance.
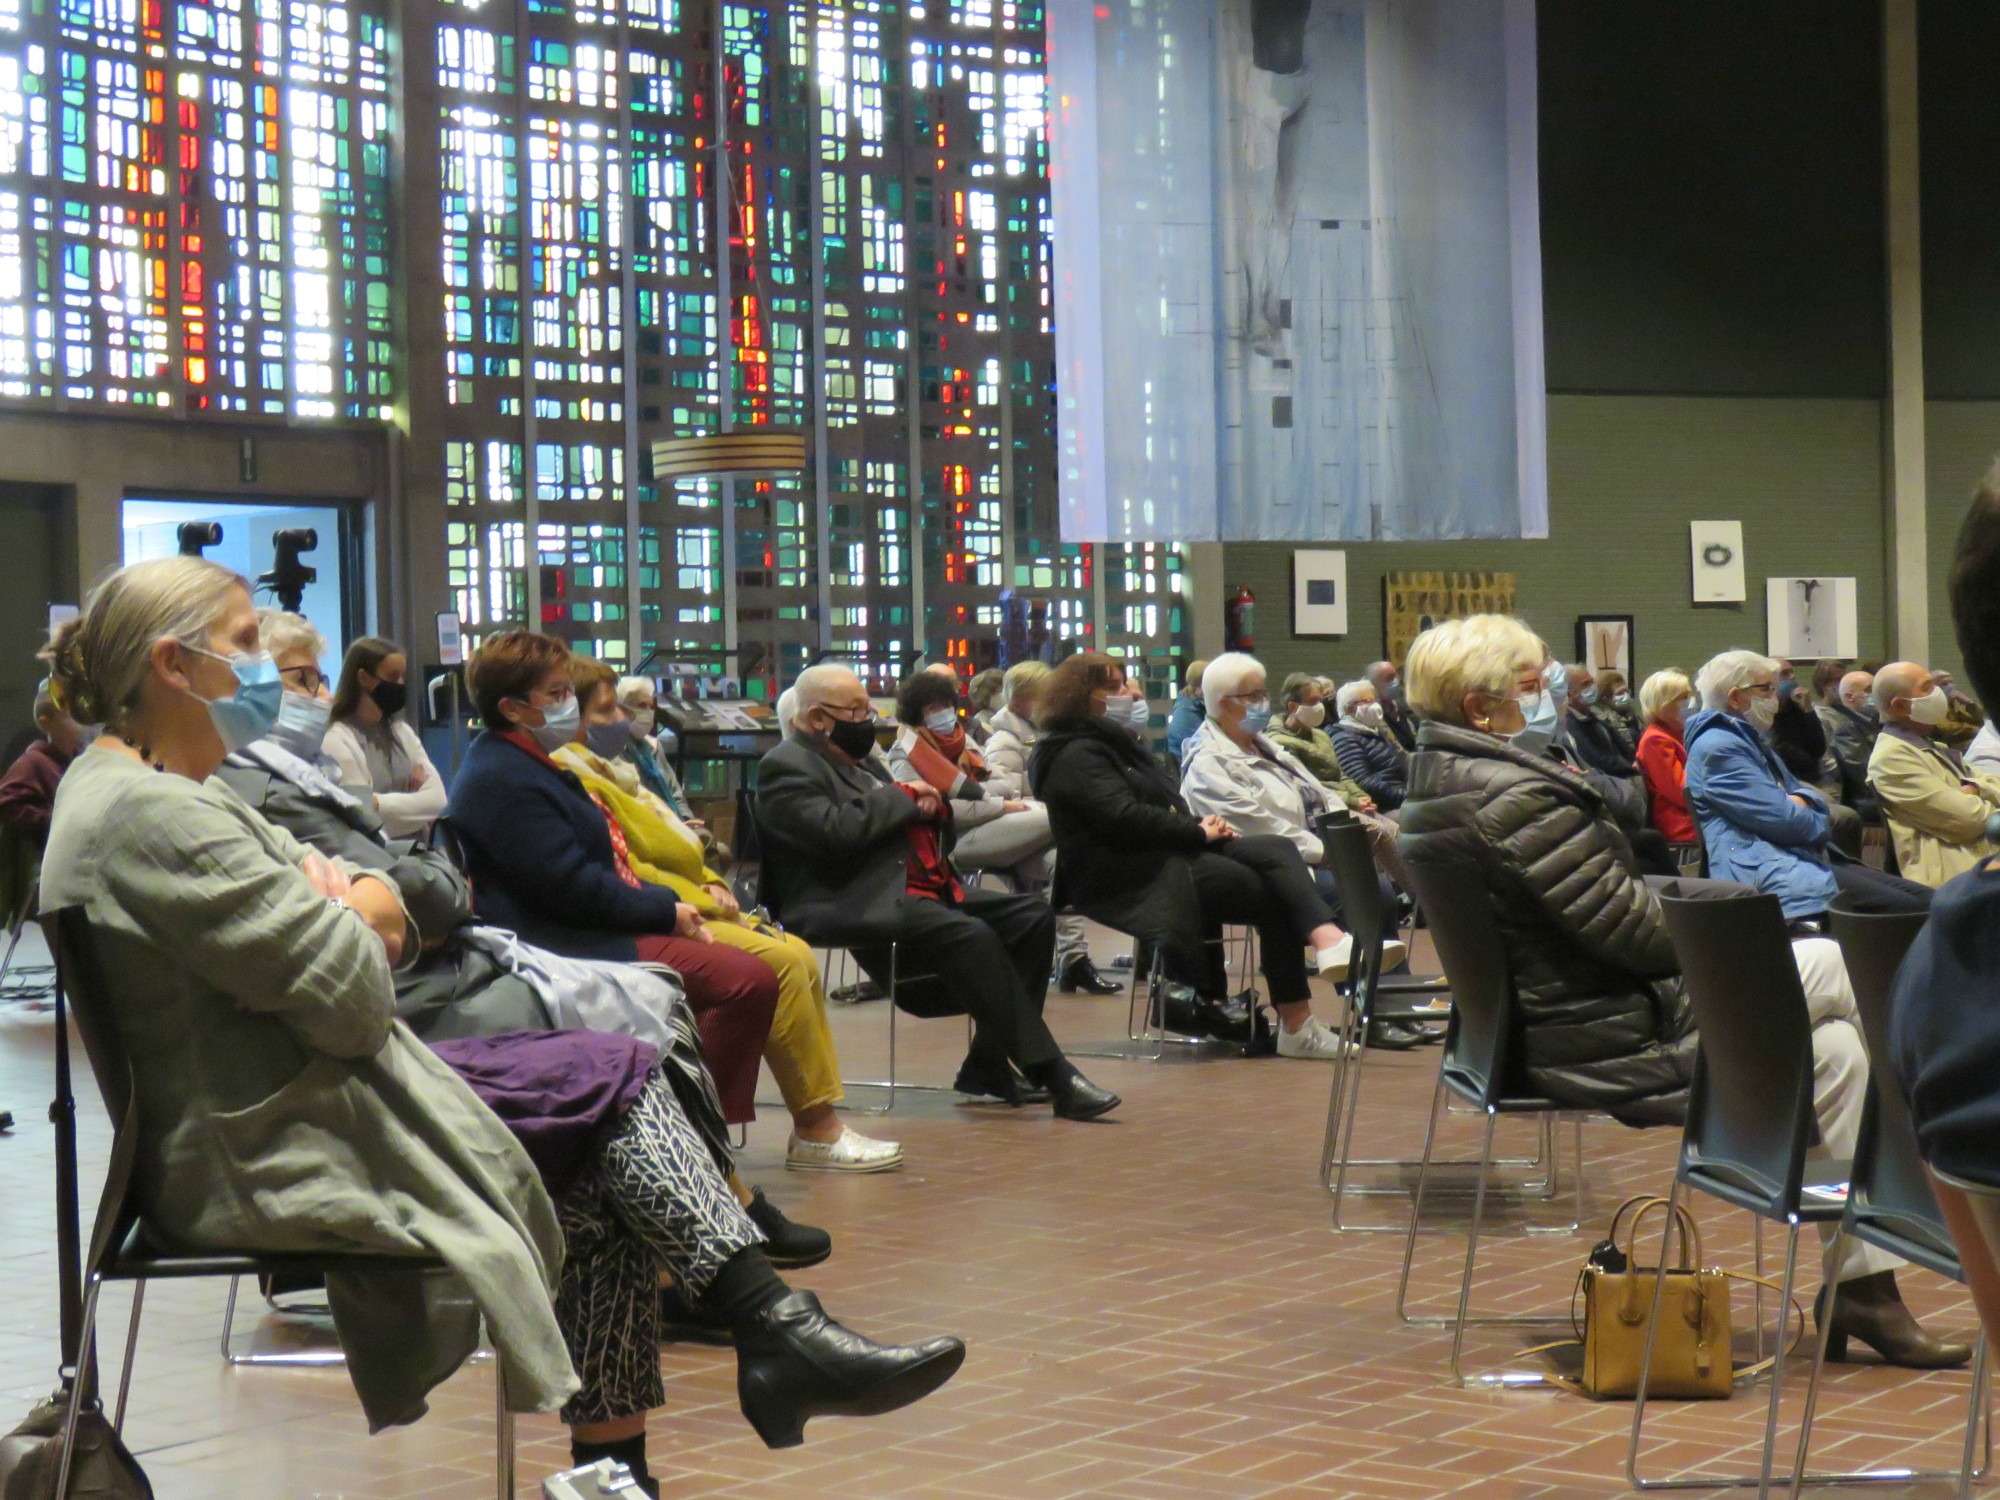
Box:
[444,729,683,962]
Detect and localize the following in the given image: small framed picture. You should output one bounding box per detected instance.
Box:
[1292,549,1349,637]
[1575,615,1634,684]
[1765,577,1858,659]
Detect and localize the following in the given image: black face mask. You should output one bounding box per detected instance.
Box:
[369,678,409,718]
[824,714,879,760]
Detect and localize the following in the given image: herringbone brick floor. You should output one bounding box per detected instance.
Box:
[0,928,1983,1498]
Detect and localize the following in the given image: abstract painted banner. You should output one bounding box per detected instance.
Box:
[1051,0,1548,543]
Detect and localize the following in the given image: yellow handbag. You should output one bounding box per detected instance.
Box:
[1575,1195,1734,1399]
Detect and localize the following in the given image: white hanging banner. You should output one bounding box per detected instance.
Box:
[1051,0,1549,543]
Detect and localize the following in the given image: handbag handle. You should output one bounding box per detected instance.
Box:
[1619,1198,1705,1328]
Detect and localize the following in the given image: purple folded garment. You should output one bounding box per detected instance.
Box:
[430,1029,658,1196]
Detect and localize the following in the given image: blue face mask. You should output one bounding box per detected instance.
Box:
[1509,687,1558,756]
[924,706,960,737]
[1542,661,1568,701]
[1102,694,1149,734]
[585,718,630,761]
[524,693,580,755]
[267,692,332,760]
[1236,697,1272,735]
[180,643,284,754]
[1577,685,1599,708]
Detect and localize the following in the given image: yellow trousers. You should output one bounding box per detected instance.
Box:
[704,920,843,1115]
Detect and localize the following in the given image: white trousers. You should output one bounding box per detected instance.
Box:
[1791,936,1899,1283]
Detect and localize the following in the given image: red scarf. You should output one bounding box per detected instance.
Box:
[898,783,964,903]
[501,730,643,889]
[906,727,986,795]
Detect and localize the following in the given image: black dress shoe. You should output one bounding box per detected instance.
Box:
[953,1053,1052,1106]
[747,1187,832,1270]
[736,1291,967,1448]
[1158,983,1254,1043]
[1056,955,1123,995]
[658,1283,736,1346]
[1364,1019,1429,1051]
[1046,1068,1121,1121]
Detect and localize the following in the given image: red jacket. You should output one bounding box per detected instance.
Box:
[0,739,72,847]
[1634,722,1694,845]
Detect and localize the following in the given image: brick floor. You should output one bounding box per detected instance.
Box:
[0,927,1984,1498]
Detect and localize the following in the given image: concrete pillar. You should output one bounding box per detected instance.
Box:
[1883,0,1928,662]
[1186,541,1226,660]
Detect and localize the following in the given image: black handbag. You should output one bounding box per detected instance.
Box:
[0,955,153,1500]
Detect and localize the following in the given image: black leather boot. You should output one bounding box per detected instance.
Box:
[735,1291,966,1448]
[1814,1271,1973,1368]
[1056,954,1122,995]
[1364,1019,1429,1051]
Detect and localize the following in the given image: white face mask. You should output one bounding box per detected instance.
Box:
[1352,701,1385,729]
[1745,693,1779,733]
[628,707,655,739]
[1292,700,1326,730]
[1909,685,1950,725]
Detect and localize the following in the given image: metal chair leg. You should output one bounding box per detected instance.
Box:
[1395,1067,1449,1324]
[113,1280,144,1433]
[1445,1112,1499,1383]
[494,1328,515,1500]
[55,1275,104,1500]
[1786,1231,1844,1497]
[1960,1335,1989,1500]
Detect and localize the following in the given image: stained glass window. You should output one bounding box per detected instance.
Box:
[0,0,393,413]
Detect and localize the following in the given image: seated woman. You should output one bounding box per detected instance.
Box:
[1633,667,1698,852]
[1029,650,1359,1060]
[322,636,446,839]
[38,558,965,1494]
[1596,669,1644,754]
[982,660,1119,994]
[1398,613,1965,1365]
[1328,678,1409,811]
[217,612,832,1261]
[556,654,900,1173]
[613,675,731,870]
[444,630,780,1128]
[887,666,1058,895]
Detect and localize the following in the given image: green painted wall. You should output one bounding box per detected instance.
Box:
[1224,395,1888,690]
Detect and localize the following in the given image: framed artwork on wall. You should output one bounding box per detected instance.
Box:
[1382,570,1517,667]
[1765,577,1858,659]
[1291,549,1349,636]
[1575,615,1634,685]
[1690,521,1747,602]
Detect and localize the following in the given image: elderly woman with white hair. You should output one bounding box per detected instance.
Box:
[1399,617,1965,1364]
[1684,648,1931,921]
[612,675,730,869]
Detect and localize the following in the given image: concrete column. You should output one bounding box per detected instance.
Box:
[1186,541,1226,660]
[1883,0,1928,662]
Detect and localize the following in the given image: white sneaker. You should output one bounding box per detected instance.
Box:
[1275,1017,1354,1060]
[1379,939,1409,971]
[786,1127,904,1173]
[1316,934,1355,981]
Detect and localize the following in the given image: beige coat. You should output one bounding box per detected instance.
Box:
[40,748,578,1430]
[1866,725,2000,888]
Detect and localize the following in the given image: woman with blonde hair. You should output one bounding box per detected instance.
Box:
[38,558,966,1486]
[1633,667,1697,848]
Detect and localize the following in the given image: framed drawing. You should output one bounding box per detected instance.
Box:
[1765,577,1858,660]
[1575,615,1634,684]
[1382,570,1516,667]
[1690,521,1746,603]
[1291,549,1349,636]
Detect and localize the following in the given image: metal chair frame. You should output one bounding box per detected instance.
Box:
[1627,888,1967,1497]
[1391,856,1589,1387]
[1071,925,1258,1063]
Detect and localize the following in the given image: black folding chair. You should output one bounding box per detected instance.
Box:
[1781,904,1989,1498]
[1393,855,1587,1387]
[1628,890,1854,1496]
[42,907,516,1500]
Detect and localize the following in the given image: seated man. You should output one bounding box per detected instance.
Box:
[1364,660,1418,752]
[1267,673,1412,893]
[1541,660,1675,876]
[1822,668,1883,817]
[754,663,1119,1120]
[1865,660,2000,888]
[1556,663,1641,779]
[1686,649,1932,923]
[1328,678,1409,810]
[0,684,88,848]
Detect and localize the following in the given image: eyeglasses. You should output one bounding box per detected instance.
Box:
[280,665,327,694]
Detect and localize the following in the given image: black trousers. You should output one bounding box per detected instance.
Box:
[1161,835,1331,1006]
[1828,859,1934,915]
[855,888,1062,1069]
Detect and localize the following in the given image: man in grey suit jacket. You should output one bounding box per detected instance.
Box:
[754,664,1118,1121]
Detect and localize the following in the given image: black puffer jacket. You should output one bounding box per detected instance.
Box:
[1399,720,1696,1126]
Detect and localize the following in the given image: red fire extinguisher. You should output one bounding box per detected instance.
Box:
[1225,584,1256,652]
